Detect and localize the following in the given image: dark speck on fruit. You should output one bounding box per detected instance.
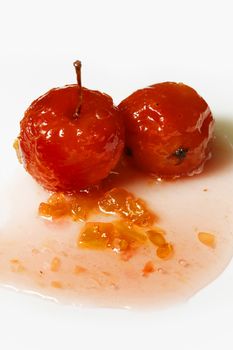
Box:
[173,147,188,161]
[125,147,133,157]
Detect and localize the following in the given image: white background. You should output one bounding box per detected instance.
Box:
[0,1,233,349]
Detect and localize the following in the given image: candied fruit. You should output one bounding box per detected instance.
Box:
[98,188,156,226]
[78,220,148,254]
[38,192,97,221]
[142,261,156,277]
[147,228,166,247]
[113,220,148,250]
[198,232,216,248]
[156,243,174,260]
[78,222,115,250]
[38,187,157,227]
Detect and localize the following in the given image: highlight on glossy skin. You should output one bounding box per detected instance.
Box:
[18,61,125,192]
[119,82,214,178]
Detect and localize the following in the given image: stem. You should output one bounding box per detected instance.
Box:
[73,60,82,117]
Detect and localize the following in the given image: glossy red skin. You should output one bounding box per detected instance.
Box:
[118,82,214,178]
[19,85,125,192]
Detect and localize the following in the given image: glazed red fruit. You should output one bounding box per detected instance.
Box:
[19,62,124,192]
[119,82,214,178]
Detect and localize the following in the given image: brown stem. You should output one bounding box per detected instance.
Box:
[73,60,82,117]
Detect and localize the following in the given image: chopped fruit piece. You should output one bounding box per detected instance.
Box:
[38,192,97,221]
[147,228,166,247]
[113,221,148,250]
[50,257,61,272]
[51,281,63,288]
[39,193,70,219]
[98,188,156,226]
[119,82,214,178]
[142,261,156,277]
[13,139,22,163]
[38,187,157,227]
[78,222,115,249]
[78,220,148,255]
[74,265,87,274]
[198,232,216,248]
[156,243,174,260]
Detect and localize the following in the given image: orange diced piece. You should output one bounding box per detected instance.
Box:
[198,232,216,248]
[39,193,70,219]
[156,243,174,260]
[70,200,88,221]
[113,220,148,249]
[38,202,54,219]
[78,222,115,249]
[142,261,156,277]
[39,192,97,222]
[98,188,156,227]
[111,237,129,252]
[125,198,155,226]
[147,228,166,247]
[78,220,148,255]
[69,193,98,221]
[98,188,126,213]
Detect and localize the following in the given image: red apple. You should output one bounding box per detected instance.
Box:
[18,61,125,192]
[119,82,214,178]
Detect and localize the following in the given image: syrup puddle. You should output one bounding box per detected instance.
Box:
[0,122,233,309]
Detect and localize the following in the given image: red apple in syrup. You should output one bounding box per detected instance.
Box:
[119,82,214,178]
[18,61,125,192]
